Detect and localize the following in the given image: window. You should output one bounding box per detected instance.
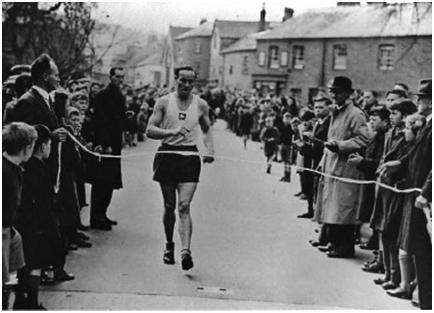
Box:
[290,88,302,104]
[228,65,233,75]
[292,45,304,69]
[242,55,249,75]
[258,51,266,66]
[178,47,183,64]
[194,39,201,54]
[280,51,288,67]
[269,46,279,69]
[218,66,223,75]
[333,45,347,70]
[378,44,395,70]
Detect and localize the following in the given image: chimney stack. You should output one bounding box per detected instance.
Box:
[337,2,361,6]
[200,18,207,25]
[282,7,294,22]
[259,2,266,32]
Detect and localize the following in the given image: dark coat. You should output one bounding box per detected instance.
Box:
[11,87,60,184]
[356,128,387,222]
[312,116,330,168]
[89,83,126,189]
[398,119,432,253]
[370,126,409,237]
[56,124,82,227]
[15,156,65,269]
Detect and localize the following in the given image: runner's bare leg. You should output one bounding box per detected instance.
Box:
[176,182,198,251]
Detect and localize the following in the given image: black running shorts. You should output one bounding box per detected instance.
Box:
[153,144,201,184]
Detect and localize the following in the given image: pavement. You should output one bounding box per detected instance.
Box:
[40,120,416,310]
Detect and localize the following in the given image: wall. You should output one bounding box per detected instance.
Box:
[253,36,432,104]
[176,36,211,85]
[222,51,255,90]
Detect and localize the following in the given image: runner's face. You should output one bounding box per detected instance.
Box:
[176,70,195,98]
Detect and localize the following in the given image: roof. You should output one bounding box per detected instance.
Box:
[214,20,272,39]
[169,25,193,45]
[135,53,162,67]
[221,30,271,54]
[176,21,214,40]
[259,3,432,40]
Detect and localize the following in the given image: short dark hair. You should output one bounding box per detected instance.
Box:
[3,122,37,155]
[30,54,54,82]
[369,106,390,121]
[365,90,378,98]
[34,124,52,151]
[386,89,407,98]
[174,66,196,79]
[390,99,417,116]
[394,82,409,92]
[109,67,124,77]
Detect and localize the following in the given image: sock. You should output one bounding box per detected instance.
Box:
[13,268,28,309]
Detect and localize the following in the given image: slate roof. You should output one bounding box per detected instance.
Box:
[259,3,432,40]
[221,30,270,54]
[134,53,162,67]
[214,20,271,39]
[169,25,193,45]
[176,21,214,40]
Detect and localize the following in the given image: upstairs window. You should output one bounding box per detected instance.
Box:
[242,55,249,75]
[194,62,200,75]
[280,51,288,67]
[228,65,233,75]
[194,39,201,54]
[258,51,266,67]
[292,45,304,69]
[269,46,279,69]
[333,44,347,70]
[378,44,395,70]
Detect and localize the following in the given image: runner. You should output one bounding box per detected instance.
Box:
[146,66,215,271]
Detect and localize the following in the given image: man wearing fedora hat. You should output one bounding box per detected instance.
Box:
[314,76,370,258]
[381,78,431,309]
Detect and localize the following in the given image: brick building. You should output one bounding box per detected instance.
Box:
[175,21,213,86]
[162,25,193,88]
[250,3,432,103]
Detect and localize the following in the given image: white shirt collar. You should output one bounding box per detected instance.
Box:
[32,86,50,106]
[427,114,432,122]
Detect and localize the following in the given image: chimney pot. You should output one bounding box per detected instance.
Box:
[282,7,294,21]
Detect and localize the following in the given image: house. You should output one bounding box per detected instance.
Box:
[162,25,193,88]
[221,31,270,90]
[131,53,164,88]
[209,4,276,88]
[175,20,213,87]
[252,2,432,103]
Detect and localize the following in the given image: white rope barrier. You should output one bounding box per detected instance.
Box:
[67,132,423,195]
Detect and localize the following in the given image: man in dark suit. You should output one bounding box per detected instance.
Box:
[90,67,126,230]
[11,54,73,283]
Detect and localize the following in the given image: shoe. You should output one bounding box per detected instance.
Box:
[36,304,47,310]
[54,270,75,282]
[326,250,355,258]
[382,281,399,290]
[298,212,314,219]
[411,299,420,308]
[279,176,290,182]
[362,261,385,273]
[387,286,412,300]
[163,242,175,265]
[105,217,118,226]
[298,193,308,200]
[76,231,90,241]
[294,191,303,197]
[90,220,112,231]
[309,240,326,247]
[77,224,90,231]
[318,244,333,252]
[181,249,194,271]
[72,237,92,248]
[373,277,389,285]
[266,167,271,174]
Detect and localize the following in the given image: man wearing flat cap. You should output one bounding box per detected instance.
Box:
[314,76,370,258]
[381,78,432,309]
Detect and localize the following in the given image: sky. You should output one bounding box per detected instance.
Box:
[95,0,339,34]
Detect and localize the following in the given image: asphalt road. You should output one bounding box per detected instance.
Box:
[40,120,415,310]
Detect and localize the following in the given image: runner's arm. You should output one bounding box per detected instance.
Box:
[146,97,182,139]
[199,99,215,157]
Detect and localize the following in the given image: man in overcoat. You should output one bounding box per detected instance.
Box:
[90,67,126,230]
[315,76,370,258]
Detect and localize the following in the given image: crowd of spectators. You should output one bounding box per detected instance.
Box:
[2,52,431,310]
